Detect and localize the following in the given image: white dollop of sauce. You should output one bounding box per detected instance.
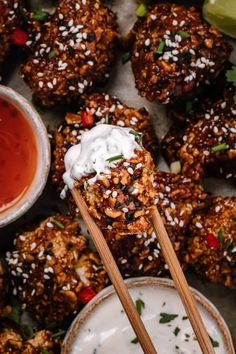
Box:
[63,124,141,188]
[70,284,227,354]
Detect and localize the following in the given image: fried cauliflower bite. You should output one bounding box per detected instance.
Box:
[0,329,60,354]
[0,0,23,66]
[102,170,208,277]
[21,0,118,107]
[162,86,236,183]
[131,3,231,104]
[185,196,236,288]
[6,215,108,324]
[52,92,159,191]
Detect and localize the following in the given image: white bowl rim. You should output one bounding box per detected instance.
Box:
[0,85,50,227]
[62,276,235,354]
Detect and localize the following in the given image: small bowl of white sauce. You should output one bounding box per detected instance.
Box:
[62,277,234,354]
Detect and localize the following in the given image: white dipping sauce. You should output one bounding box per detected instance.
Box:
[63,124,141,188]
[70,284,227,354]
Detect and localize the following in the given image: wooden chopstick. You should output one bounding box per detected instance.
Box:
[71,188,157,354]
[151,206,215,354]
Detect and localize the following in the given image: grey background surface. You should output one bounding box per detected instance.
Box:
[0,0,235,350]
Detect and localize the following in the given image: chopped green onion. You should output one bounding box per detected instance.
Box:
[209,335,220,348]
[46,321,58,330]
[186,101,193,113]
[6,306,21,325]
[51,330,66,338]
[159,312,178,324]
[122,52,131,64]
[182,316,188,320]
[173,327,180,336]
[129,130,144,142]
[106,154,124,163]
[104,114,109,124]
[131,337,139,344]
[218,229,223,242]
[224,239,233,251]
[156,40,165,54]
[177,31,190,39]
[48,50,56,59]
[226,66,236,87]
[52,220,65,230]
[21,324,34,340]
[136,4,148,17]
[40,349,50,354]
[32,8,48,22]
[232,217,236,226]
[211,143,228,153]
[135,298,145,316]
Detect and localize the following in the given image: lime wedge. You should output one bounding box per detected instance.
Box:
[203,0,236,38]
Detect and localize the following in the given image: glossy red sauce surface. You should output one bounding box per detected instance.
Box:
[0,98,37,213]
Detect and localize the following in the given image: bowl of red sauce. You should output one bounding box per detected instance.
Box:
[0,85,50,227]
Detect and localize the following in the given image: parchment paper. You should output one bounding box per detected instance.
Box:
[0,0,235,348]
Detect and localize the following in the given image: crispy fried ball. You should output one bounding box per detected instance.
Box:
[21,0,118,106]
[185,196,236,288]
[6,215,108,324]
[131,3,231,104]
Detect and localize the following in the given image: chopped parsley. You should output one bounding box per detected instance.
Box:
[106,154,124,163]
[52,220,65,230]
[122,52,131,64]
[48,50,56,59]
[177,31,190,39]
[156,40,165,54]
[211,143,228,153]
[159,313,178,324]
[136,4,148,17]
[135,298,145,316]
[32,8,48,22]
[131,337,139,344]
[209,335,220,348]
[173,327,180,336]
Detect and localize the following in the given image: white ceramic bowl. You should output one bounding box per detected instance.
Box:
[62,277,235,354]
[0,85,50,227]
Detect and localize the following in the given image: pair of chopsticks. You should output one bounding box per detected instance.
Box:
[71,188,215,354]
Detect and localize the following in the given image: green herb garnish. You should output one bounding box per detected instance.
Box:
[209,335,220,348]
[211,143,228,153]
[104,115,109,124]
[131,337,139,344]
[226,66,236,86]
[186,101,193,113]
[135,298,145,316]
[159,313,178,324]
[19,6,29,22]
[106,154,124,163]
[40,349,50,354]
[173,327,180,336]
[51,330,66,338]
[129,130,144,143]
[52,220,65,230]
[46,321,58,330]
[21,324,34,340]
[122,52,131,64]
[232,217,236,226]
[136,4,148,17]
[218,229,223,242]
[177,31,190,39]
[49,50,56,59]
[224,239,233,251]
[33,8,48,22]
[182,316,188,320]
[156,40,165,54]
[6,306,21,325]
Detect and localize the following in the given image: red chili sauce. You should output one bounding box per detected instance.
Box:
[0,97,37,213]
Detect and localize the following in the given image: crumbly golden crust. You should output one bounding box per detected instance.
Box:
[6,215,108,324]
[102,170,208,277]
[162,87,236,182]
[185,197,236,288]
[131,3,231,104]
[52,92,159,190]
[21,0,118,106]
[0,329,60,354]
[76,149,156,235]
[0,0,22,65]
